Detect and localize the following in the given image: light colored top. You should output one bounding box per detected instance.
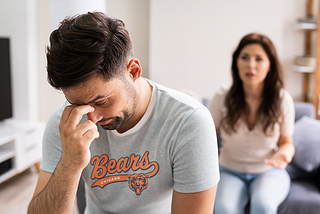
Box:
[209,85,295,173]
[41,80,220,214]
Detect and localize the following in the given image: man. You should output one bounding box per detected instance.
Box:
[28,12,219,214]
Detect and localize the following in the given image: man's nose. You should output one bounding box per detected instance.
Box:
[87,108,103,123]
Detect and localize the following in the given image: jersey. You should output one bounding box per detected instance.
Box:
[41,80,220,214]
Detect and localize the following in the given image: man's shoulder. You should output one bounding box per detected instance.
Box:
[47,101,69,123]
[151,81,205,111]
[148,81,214,131]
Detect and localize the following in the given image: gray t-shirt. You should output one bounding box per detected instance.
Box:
[41,80,220,214]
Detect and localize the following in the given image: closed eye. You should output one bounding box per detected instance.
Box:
[95,99,108,106]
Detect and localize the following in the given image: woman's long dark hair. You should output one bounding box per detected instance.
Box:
[221,33,284,135]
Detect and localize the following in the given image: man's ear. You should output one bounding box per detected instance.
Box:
[127,58,142,81]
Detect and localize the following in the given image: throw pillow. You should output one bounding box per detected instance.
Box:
[291,116,320,173]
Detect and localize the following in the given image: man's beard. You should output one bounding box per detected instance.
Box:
[99,78,138,131]
[99,110,132,130]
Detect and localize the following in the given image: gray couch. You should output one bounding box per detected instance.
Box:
[277,102,320,214]
[209,101,320,214]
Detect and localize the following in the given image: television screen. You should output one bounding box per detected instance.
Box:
[0,38,13,121]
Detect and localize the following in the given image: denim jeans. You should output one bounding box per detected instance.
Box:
[214,166,290,214]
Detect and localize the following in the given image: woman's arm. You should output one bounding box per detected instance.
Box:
[264,135,295,169]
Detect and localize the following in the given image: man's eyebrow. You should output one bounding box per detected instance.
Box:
[87,96,108,105]
[66,95,109,106]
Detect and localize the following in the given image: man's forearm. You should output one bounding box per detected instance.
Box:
[27,161,82,214]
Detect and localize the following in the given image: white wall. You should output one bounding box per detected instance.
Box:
[282,0,312,101]
[0,0,38,121]
[149,0,313,101]
[50,0,106,30]
[37,0,64,123]
[106,0,150,78]
[1,0,316,123]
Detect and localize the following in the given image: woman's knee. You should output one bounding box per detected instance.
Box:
[250,198,278,214]
[214,172,248,214]
[215,201,245,214]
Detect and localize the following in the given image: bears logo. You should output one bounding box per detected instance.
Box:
[91,152,159,196]
[127,173,149,196]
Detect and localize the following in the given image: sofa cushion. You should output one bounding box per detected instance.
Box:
[286,162,317,180]
[291,116,320,173]
[278,180,320,214]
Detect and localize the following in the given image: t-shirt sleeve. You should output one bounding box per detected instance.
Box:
[172,107,220,193]
[40,102,66,173]
[280,90,295,136]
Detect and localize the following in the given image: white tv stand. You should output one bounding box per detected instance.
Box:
[0,119,45,184]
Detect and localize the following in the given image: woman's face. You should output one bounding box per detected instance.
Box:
[237,44,270,88]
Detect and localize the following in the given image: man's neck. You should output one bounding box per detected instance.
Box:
[117,78,152,133]
[133,78,153,121]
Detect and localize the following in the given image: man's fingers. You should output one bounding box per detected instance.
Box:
[65,105,95,128]
[80,120,100,147]
[82,128,100,145]
[77,120,99,138]
[59,105,75,129]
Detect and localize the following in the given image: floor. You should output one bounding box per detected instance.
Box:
[0,166,79,214]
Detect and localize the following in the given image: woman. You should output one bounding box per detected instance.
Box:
[210,33,295,214]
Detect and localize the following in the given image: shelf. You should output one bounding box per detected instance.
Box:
[296,2,320,116]
[0,119,44,184]
[296,22,317,30]
[293,65,315,73]
[0,120,27,146]
[0,150,15,163]
[0,168,16,183]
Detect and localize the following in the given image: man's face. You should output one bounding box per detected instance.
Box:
[63,74,138,131]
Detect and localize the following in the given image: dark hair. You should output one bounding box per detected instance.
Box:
[46,12,134,90]
[222,33,284,135]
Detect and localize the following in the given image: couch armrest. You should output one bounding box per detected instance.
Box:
[315,166,320,192]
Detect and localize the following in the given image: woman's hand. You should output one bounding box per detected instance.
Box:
[264,135,295,169]
[264,152,291,169]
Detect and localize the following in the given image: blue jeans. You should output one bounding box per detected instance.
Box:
[214,166,290,214]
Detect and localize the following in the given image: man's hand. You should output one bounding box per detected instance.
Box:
[264,152,291,169]
[59,105,99,171]
[28,105,99,214]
